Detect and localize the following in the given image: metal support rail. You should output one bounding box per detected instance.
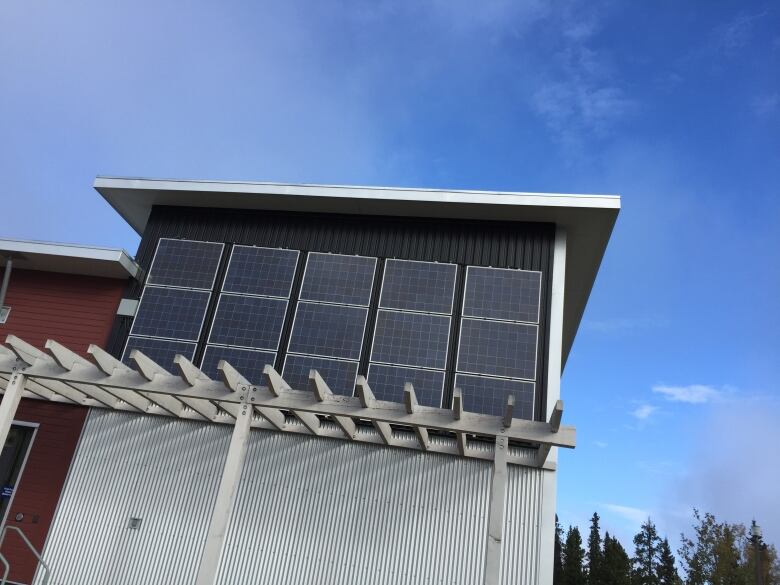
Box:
[0,525,51,585]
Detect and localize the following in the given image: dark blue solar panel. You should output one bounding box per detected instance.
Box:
[287,302,367,360]
[282,355,359,396]
[222,246,298,297]
[122,336,196,374]
[201,346,276,384]
[367,364,444,407]
[371,310,450,369]
[147,239,223,290]
[457,319,537,380]
[208,295,287,350]
[463,267,541,323]
[455,374,535,419]
[379,260,456,314]
[299,253,376,306]
[130,287,210,341]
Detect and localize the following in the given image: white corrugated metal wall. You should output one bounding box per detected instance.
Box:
[35,410,550,585]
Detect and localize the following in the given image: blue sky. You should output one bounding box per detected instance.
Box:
[2,0,778,553]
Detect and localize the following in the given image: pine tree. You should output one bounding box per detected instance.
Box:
[633,518,661,585]
[587,513,604,584]
[555,515,564,585]
[563,526,587,585]
[602,532,632,585]
[657,538,680,585]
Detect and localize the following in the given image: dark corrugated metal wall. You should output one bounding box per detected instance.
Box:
[108,206,554,421]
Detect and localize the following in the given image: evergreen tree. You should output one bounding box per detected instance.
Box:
[588,513,605,584]
[555,515,564,585]
[633,518,661,585]
[602,532,632,585]
[658,538,680,585]
[563,526,587,585]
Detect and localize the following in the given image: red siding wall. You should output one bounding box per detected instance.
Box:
[0,268,127,583]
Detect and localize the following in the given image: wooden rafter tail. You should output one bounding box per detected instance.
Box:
[536,400,565,467]
[171,355,219,420]
[355,376,393,445]
[503,394,515,428]
[260,364,317,434]
[128,350,190,418]
[452,388,468,456]
[404,383,430,451]
[309,370,356,439]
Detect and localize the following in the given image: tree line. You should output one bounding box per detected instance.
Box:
[554,510,779,585]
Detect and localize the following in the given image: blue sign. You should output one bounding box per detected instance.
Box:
[1,486,14,498]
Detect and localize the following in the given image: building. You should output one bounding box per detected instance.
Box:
[0,239,140,584]
[0,178,619,585]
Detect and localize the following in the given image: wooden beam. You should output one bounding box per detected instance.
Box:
[128,350,189,417]
[503,394,515,428]
[484,436,509,584]
[172,355,220,420]
[536,400,565,467]
[355,377,393,445]
[404,384,429,451]
[309,370,356,439]
[452,387,464,420]
[262,365,319,435]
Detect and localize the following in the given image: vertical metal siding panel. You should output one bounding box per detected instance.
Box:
[34,410,231,585]
[501,465,546,585]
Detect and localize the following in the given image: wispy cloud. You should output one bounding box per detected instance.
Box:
[751,93,779,116]
[594,440,608,448]
[652,384,722,404]
[602,503,650,528]
[631,404,657,420]
[713,11,768,56]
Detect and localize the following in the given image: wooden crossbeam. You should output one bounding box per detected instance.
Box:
[309,370,356,439]
[355,376,393,445]
[404,383,430,451]
[536,400,565,467]
[262,365,317,434]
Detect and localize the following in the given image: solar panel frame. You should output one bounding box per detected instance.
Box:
[455,318,539,381]
[128,285,211,342]
[146,238,225,290]
[298,253,377,307]
[286,301,370,361]
[454,374,535,420]
[369,309,451,370]
[366,363,445,407]
[221,245,300,298]
[122,336,197,374]
[200,345,276,383]
[462,266,542,324]
[206,294,288,351]
[378,259,457,314]
[282,354,360,396]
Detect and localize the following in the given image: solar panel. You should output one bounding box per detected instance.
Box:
[200,346,276,383]
[379,260,456,314]
[282,355,359,396]
[122,336,196,374]
[287,302,368,360]
[457,318,537,380]
[463,267,541,323]
[222,246,299,297]
[455,374,535,419]
[367,364,444,407]
[130,287,210,341]
[299,253,376,306]
[371,310,450,369]
[208,295,287,350]
[147,239,224,290]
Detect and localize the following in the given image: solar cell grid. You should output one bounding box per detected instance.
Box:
[147,239,223,290]
[379,260,456,314]
[457,318,537,380]
[371,310,450,369]
[222,246,298,297]
[208,295,287,350]
[122,336,196,374]
[367,364,444,407]
[200,346,276,383]
[282,355,359,396]
[287,302,368,360]
[455,374,535,420]
[463,267,541,323]
[299,253,376,306]
[130,287,210,341]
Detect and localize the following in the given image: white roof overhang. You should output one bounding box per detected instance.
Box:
[94,177,620,366]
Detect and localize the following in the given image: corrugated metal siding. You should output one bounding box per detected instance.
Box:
[109,206,554,420]
[34,410,231,585]
[38,410,548,585]
[215,429,492,585]
[501,465,546,585]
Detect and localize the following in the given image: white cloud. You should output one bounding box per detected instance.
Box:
[602,503,651,528]
[652,384,721,404]
[594,440,608,448]
[752,93,779,116]
[631,404,657,420]
[713,10,768,56]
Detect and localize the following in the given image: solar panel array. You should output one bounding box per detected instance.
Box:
[368,260,456,406]
[455,266,540,419]
[203,246,299,384]
[124,239,223,370]
[283,253,376,395]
